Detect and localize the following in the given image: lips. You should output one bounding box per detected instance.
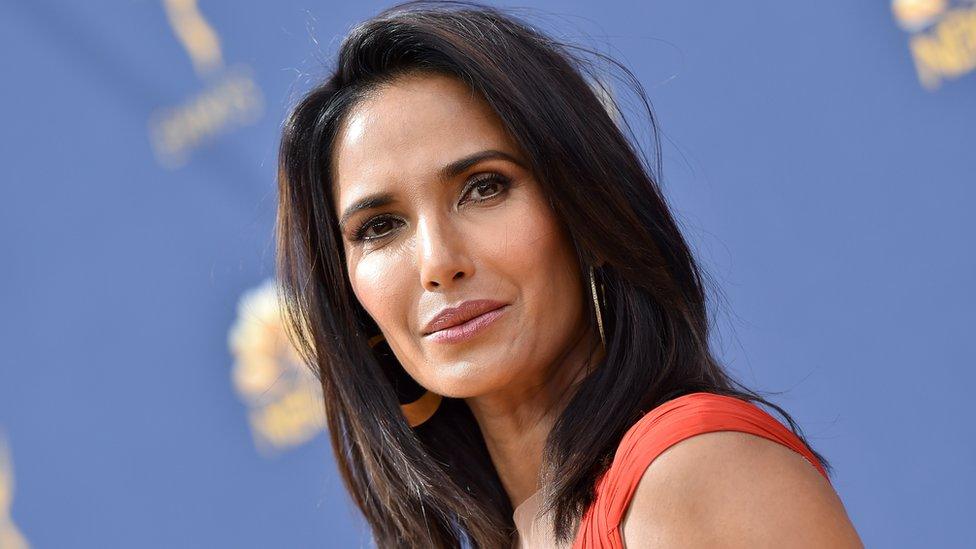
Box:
[422,299,508,336]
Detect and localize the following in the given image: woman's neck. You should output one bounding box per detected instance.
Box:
[464,324,604,511]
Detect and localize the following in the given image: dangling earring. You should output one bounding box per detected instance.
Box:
[368,333,442,428]
[589,264,606,347]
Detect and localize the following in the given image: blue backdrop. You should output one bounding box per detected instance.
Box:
[1,1,973,547]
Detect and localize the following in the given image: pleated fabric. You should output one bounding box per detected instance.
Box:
[571,391,831,548]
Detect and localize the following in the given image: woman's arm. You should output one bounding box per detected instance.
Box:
[620,431,863,548]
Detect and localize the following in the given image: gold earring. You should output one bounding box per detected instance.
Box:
[589,264,606,347]
[368,333,442,427]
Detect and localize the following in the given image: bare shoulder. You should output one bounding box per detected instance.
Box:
[619,430,863,548]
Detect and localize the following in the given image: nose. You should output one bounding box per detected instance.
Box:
[416,212,475,291]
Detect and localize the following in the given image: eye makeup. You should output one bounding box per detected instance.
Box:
[348,172,512,243]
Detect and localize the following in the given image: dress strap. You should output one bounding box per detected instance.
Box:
[572,391,830,548]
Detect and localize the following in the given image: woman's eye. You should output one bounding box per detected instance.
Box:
[463,174,510,203]
[353,216,400,241]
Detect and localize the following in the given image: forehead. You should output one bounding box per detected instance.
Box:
[331,73,519,204]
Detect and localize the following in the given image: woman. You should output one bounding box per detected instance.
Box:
[275,1,863,547]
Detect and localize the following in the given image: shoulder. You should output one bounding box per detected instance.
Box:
[619,430,863,548]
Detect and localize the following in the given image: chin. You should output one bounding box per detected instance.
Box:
[424,359,515,399]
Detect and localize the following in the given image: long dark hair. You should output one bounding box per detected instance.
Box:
[276,1,832,546]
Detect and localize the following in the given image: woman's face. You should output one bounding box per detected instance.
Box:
[331,72,589,399]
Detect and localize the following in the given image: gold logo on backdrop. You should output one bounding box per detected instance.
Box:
[148,0,264,168]
[893,0,976,89]
[0,433,29,549]
[228,279,326,456]
[163,0,224,77]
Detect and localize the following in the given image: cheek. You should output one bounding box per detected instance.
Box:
[532,235,581,325]
[497,195,577,293]
[477,189,583,342]
[478,188,568,266]
[349,252,412,332]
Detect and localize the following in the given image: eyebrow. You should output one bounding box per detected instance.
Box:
[337,149,524,232]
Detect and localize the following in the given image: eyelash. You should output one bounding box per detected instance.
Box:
[350,173,512,243]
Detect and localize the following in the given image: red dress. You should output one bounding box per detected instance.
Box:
[571,391,831,548]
